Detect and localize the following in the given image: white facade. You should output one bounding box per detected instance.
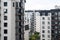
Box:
[1,0,15,40]
[35,12,40,32]
[34,12,51,40]
[1,0,25,40]
[40,13,51,40]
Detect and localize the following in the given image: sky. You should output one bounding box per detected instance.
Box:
[25,0,60,10]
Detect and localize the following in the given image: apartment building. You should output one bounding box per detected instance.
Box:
[51,9,60,40]
[24,12,29,40]
[1,0,26,40]
[24,10,33,40]
[25,10,34,36]
[26,9,60,40]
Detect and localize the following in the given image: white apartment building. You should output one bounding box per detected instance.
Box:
[27,10,51,40]
[40,13,51,40]
[1,0,26,40]
[35,12,40,32]
[34,11,51,40]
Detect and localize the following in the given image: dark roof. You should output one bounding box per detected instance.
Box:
[25,9,60,13]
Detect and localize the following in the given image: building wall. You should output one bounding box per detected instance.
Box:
[24,12,30,40]
[1,0,26,40]
[35,12,40,32]
[40,14,51,40]
[1,0,15,40]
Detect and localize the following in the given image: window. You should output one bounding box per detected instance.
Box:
[4,16,7,20]
[4,9,7,13]
[48,35,50,38]
[19,28,21,33]
[4,2,7,6]
[4,36,7,40]
[4,23,7,27]
[48,22,50,24]
[19,22,21,26]
[25,25,29,30]
[16,2,18,7]
[48,26,50,29]
[13,2,14,7]
[19,15,21,20]
[19,9,21,13]
[42,30,45,33]
[48,17,50,20]
[19,2,21,7]
[42,17,45,20]
[42,26,45,29]
[4,29,7,34]
[42,34,45,37]
[48,30,50,33]
[19,35,21,39]
[42,21,45,24]
[42,39,45,40]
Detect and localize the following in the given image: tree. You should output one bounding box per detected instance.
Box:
[29,31,40,40]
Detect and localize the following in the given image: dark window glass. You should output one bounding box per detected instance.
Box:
[4,9,7,13]
[4,36,7,40]
[16,2,18,7]
[48,22,50,24]
[19,35,21,39]
[4,2,7,6]
[42,30,45,33]
[19,2,21,7]
[4,16,7,20]
[42,39,45,40]
[48,35,50,38]
[13,2,14,7]
[19,28,21,33]
[52,30,54,33]
[25,25,29,30]
[4,23,7,27]
[19,15,21,20]
[4,29,7,34]
[42,34,45,37]
[19,9,21,13]
[19,22,21,26]
[52,13,54,15]
[42,17,45,20]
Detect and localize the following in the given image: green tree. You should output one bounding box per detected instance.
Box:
[29,31,40,40]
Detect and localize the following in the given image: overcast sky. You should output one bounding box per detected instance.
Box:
[25,0,60,10]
